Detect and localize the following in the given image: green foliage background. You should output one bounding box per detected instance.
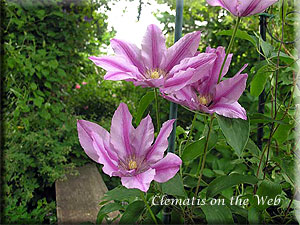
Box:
[2,0,298,224]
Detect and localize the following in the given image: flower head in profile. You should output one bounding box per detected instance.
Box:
[89,24,216,89]
[206,0,278,17]
[77,103,182,192]
[162,47,248,120]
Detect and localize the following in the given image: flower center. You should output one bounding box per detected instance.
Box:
[150,71,160,79]
[146,69,167,79]
[198,95,212,106]
[128,159,137,170]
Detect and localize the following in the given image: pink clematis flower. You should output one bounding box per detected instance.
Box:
[206,0,278,17]
[75,84,81,89]
[89,24,216,89]
[77,103,182,192]
[162,47,248,120]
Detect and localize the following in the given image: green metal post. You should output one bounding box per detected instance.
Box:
[167,0,183,154]
[163,1,183,224]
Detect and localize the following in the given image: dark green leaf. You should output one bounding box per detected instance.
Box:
[206,174,258,198]
[135,91,155,125]
[248,207,261,224]
[96,203,123,224]
[182,130,217,163]
[102,186,141,202]
[250,65,272,97]
[162,174,186,197]
[119,200,145,224]
[249,113,287,125]
[259,38,274,58]
[217,115,250,157]
[253,180,282,211]
[201,204,234,224]
[216,29,257,46]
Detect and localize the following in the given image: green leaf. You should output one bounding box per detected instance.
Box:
[30,83,37,90]
[206,174,258,198]
[245,138,260,156]
[259,38,274,58]
[182,138,205,162]
[216,29,257,46]
[45,82,52,89]
[57,68,67,77]
[201,205,234,224]
[33,96,44,108]
[10,88,22,98]
[273,122,293,144]
[119,200,145,224]
[49,60,58,69]
[162,174,186,197]
[248,207,261,224]
[250,65,272,97]
[135,91,155,125]
[96,203,123,224]
[182,130,217,163]
[217,115,250,157]
[249,113,287,125]
[253,180,282,211]
[39,109,51,120]
[102,186,141,202]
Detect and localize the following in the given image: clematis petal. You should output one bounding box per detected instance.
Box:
[121,168,156,192]
[164,53,216,93]
[210,100,247,120]
[110,103,135,160]
[207,0,239,16]
[77,120,118,176]
[132,114,154,158]
[207,0,278,17]
[214,66,248,104]
[146,119,175,163]
[203,47,232,94]
[89,56,141,80]
[104,71,137,81]
[151,153,182,183]
[162,31,201,72]
[141,24,167,69]
[161,87,199,111]
[246,0,278,16]
[110,38,145,74]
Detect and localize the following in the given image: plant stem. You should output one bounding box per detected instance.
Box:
[141,192,158,225]
[217,17,241,83]
[154,88,161,131]
[191,115,214,215]
[185,113,197,148]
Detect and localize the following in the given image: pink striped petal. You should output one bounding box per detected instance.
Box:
[163,31,201,72]
[214,66,248,103]
[89,55,141,80]
[111,38,145,74]
[210,100,247,120]
[151,153,182,183]
[132,114,154,158]
[110,103,135,160]
[121,168,156,192]
[77,120,118,176]
[141,24,167,69]
[146,119,175,163]
[204,46,232,90]
[164,53,216,93]
[246,0,278,16]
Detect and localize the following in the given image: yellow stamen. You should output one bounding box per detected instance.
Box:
[150,71,160,79]
[128,160,137,170]
[198,96,209,106]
